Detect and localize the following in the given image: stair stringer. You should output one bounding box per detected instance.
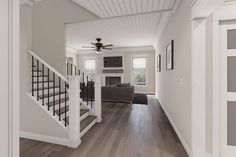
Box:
[79,100,98,138]
[22,93,69,146]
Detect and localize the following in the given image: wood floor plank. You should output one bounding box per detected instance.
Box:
[20,96,188,157]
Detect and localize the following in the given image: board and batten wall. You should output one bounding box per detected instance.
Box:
[155,0,192,154]
[76,46,155,94]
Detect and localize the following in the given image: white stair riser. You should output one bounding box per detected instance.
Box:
[38,94,67,103]
[40,100,69,109]
[80,112,89,122]
[33,88,60,95]
[33,76,48,82]
[33,82,54,88]
[32,71,42,76]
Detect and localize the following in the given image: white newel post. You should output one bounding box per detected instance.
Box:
[95,75,102,122]
[67,76,81,148]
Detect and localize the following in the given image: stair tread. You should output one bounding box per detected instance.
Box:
[38,91,66,99]
[80,116,97,132]
[32,75,48,78]
[33,86,59,91]
[80,109,89,116]
[33,81,54,84]
[55,105,69,115]
[63,109,90,124]
[32,70,42,72]
[46,97,69,107]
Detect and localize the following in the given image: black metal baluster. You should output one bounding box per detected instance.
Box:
[78,69,80,75]
[71,64,73,75]
[53,73,55,115]
[42,64,45,106]
[37,60,39,101]
[67,61,69,76]
[47,69,49,110]
[32,56,34,96]
[64,82,67,126]
[87,76,89,106]
[59,78,61,121]
[75,67,77,75]
[82,73,85,102]
[90,78,93,109]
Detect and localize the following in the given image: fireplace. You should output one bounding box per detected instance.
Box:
[105,77,121,86]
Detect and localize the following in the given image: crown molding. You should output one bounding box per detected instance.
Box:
[20,0,34,7]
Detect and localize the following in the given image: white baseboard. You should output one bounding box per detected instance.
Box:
[156,96,212,157]
[20,131,69,146]
[156,96,192,156]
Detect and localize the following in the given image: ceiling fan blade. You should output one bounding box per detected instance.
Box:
[103,44,114,47]
[82,46,95,48]
[91,43,96,46]
[103,48,112,50]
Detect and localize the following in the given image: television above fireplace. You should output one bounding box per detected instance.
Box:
[103,56,122,68]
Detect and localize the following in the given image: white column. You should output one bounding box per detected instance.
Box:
[95,75,102,122]
[67,76,81,148]
[191,18,206,157]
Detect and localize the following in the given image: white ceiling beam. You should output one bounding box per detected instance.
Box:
[20,0,34,7]
[191,0,226,19]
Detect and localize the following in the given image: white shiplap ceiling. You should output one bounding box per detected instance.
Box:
[67,0,181,51]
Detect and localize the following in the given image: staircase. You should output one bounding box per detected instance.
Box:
[28,51,102,148]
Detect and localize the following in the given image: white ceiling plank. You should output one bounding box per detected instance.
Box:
[66,0,179,51]
[99,0,112,17]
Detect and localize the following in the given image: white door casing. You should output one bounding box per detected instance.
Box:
[219,24,236,157]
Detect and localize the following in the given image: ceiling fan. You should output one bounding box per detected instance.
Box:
[82,38,114,54]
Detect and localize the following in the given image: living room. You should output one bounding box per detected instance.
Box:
[65,15,156,105]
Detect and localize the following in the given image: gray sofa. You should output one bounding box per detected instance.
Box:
[102,84,134,103]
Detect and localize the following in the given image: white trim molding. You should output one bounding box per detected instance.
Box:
[20,132,69,146]
[20,0,34,7]
[157,97,192,157]
[212,3,236,157]
[191,18,206,157]
[191,0,225,19]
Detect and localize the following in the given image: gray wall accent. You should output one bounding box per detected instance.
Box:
[32,0,98,75]
[228,101,236,146]
[227,57,236,92]
[227,29,236,49]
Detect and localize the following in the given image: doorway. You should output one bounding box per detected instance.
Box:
[219,23,236,156]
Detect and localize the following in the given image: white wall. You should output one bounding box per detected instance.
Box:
[77,46,155,94]
[20,5,68,139]
[32,0,98,75]
[0,0,11,156]
[155,0,192,152]
[206,14,213,154]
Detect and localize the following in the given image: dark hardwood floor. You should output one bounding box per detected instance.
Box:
[20,96,188,157]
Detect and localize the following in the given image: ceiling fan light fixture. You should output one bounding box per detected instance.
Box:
[96,49,102,54]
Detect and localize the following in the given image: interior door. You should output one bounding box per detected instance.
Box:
[220,24,236,157]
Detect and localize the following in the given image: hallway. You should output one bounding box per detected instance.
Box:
[20,96,188,157]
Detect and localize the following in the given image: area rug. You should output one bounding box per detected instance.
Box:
[132,93,148,105]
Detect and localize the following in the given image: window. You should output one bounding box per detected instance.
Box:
[84,59,96,80]
[132,57,147,86]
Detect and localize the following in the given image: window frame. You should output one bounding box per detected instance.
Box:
[83,57,96,80]
[131,56,148,86]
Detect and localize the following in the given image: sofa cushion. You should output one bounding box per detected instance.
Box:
[117,83,130,87]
